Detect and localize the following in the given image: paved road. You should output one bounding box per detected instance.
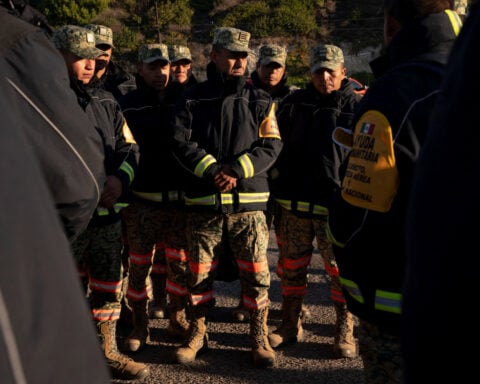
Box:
[114,230,365,384]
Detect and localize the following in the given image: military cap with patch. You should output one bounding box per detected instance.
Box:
[168,45,192,63]
[212,27,251,53]
[84,24,114,48]
[138,43,170,64]
[258,44,287,66]
[310,44,344,73]
[52,25,107,59]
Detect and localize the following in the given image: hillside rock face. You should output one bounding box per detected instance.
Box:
[107,0,385,84]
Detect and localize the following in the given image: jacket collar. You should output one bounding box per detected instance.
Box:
[206,61,246,96]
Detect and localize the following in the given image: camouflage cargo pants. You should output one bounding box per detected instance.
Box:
[71,220,123,321]
[122,201,188,302]
[185,210,271,309]
[275,207,344,303]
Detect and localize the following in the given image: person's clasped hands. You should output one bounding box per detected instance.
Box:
[213,164,238,192]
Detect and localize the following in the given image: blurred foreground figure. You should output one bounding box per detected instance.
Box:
[327,0,462,382]
[402,1,480,383]
[0,2,110,383]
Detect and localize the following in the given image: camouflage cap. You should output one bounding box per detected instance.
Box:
[310,44,344,73]
[84,24,114,48]
[138,43,170,64]
[212,27,251,53]
[258,44,287,66]
[168,45,192,63]
[52,25,107,59]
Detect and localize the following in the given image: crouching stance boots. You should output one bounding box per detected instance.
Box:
[125,299,149,352]
[97,320,150,380]
[250,307,276,368]
[174,304,209,364]
[333,302,357,358]
[268,296,304,348]
[167,293,190,340]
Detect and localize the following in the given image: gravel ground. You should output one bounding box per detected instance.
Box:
[114,230,365,384]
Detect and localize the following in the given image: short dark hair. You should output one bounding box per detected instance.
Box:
[384,0,454,25]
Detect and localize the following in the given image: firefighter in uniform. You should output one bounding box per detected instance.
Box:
[267,44,361,359]
[84,23,137,327]
[52,25,148,380]
[120,43,191,352]
[170,27,283,368]
[231,43,305,323]
[128,43,198,328]
[327,2,462,382]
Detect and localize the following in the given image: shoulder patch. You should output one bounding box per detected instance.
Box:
[259,102,281,139]
[341,110,399,212]
[122,121,137,144]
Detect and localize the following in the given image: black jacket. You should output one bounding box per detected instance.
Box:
[327,10,462,334]
[100,60,137,101]
[119,76,189,205]
[270,79,360,217]
[171,61,283,213]
[74,77,139,225]
[0,5,110,383]
[0,5,106,241]
[402,3,479,381]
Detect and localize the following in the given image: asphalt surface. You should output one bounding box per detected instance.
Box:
[114,229,365,384]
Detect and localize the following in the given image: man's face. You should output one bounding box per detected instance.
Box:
[170,59,192,84]
[63,51,96,84]
[210,47,248,78]
[95,44,112,78]
[256,62,285,88]
[311,65,346,95]
[138,60,170,91]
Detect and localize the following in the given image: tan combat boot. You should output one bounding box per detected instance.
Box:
[124,299,149,352]
[250,307,276,368]
[167,293,190,340]
[175,304,209,364]
[333,302,357,358]
[268,296,304,348]
[149,273,168,319]
[98,320,150,380]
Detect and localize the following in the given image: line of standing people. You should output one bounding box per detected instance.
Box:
[109,25,362,372]
[119,42,194,355]
[117,26,363,371]
[56,2,468,381]
[3,0,473,382]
